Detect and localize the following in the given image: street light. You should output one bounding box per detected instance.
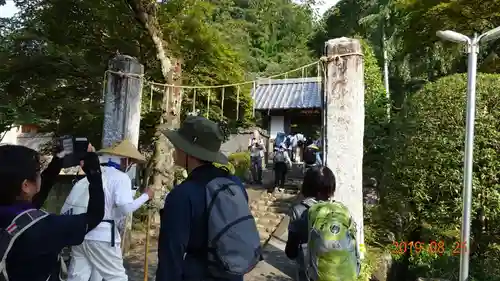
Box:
[436,30,469,43]
[437,26,500,281]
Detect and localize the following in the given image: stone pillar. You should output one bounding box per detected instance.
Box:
[324,37,365,253]
[102,55,144,148]
[102,55,144,254]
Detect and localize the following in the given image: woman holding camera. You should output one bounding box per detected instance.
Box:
[0,144,104,281]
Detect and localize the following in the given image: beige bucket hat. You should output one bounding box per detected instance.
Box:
[163,116,228,164]
[98,139,146,163]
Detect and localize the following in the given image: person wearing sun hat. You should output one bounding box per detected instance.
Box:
[155,116,262,281]
[65,139,154,281]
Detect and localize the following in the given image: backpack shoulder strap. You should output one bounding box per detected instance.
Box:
[0,209,49,267]
[205,177,240,206]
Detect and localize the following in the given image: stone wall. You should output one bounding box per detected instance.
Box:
[220,127,270,161]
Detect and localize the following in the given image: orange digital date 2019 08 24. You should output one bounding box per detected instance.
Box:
[391,241,467,255]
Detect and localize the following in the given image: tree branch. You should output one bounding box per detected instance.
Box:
[124,0,172,80]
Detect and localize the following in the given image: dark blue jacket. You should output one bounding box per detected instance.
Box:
[0,158,88,281]
[156,164,248,281]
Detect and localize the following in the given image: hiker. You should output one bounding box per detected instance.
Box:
[248,130,265,184]
[156,116,262,281]
[274,132,287,151]
[286,167,319,281]
[272,144,292,191]
[302,143,322,173]
[294,133,305,163]
[285,133,295,162]
[285,166,361,281]
[0,144,104,281]
[64,140,154,281]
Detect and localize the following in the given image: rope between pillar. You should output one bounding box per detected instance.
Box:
[320,52,364,62]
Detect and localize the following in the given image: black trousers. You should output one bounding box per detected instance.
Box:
[274,162,287,188]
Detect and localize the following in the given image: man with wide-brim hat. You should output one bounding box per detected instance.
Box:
[66,139,153,281]
[164,116,229,167]
[156,116,257,281]
[98,139,146,165]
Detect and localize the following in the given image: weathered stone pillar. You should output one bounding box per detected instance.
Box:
[102,55,144,148]
[102,55,144,254]
[324,37,365,253]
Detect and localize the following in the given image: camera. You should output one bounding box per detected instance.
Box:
[57,136,89,168]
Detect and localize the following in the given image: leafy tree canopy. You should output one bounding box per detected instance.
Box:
[0,0,317,146]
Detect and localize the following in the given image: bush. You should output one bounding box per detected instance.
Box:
[361,39,390,185]
[228,152,251,180]
[376,73,500,280]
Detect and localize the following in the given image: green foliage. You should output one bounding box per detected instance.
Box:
[375,74,500,280]
[228,152,251,180]
[358,246,384,281]
[0,0,317,144]
[360,39,389,186]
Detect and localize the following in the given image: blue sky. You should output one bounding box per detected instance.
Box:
[1,0,337,18]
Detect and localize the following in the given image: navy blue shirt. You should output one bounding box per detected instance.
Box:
[156,164,248,281]
[0,208,88,281]
[0,157,90,281]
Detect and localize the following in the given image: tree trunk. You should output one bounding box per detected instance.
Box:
[126,0,182,207]
[382,24,390,119]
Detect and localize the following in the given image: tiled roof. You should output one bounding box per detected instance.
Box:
[252,77,322,110]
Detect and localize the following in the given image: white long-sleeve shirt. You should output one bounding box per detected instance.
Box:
[84,166,149,243]
[249,138,265,157]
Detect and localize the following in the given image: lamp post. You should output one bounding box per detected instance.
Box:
[436,26,500,281]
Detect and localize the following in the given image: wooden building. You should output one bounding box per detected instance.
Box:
[252,77,322,144]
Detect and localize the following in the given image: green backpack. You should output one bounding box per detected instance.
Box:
[306,201,360,281]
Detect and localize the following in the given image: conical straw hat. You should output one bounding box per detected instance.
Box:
[98,139,146,163]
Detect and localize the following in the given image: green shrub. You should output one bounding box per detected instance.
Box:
[376,73,500,280]
[228,152,251,180]
[358,246,385,281]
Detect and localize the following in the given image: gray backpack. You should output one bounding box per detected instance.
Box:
[0,209,49,281]
[274,150,286,163]
[205,177,262,278]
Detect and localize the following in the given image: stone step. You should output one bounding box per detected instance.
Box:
[251,210,281,219]
[249,187,299,247]
[257,224,275,234]
[255,215,283,226]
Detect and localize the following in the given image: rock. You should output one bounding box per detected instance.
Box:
[259,232,268,240]
[257,225,269,233]
[371,252,392,281]
[256,205,268,211]
[256,215,280,226]
[257,199,273,206]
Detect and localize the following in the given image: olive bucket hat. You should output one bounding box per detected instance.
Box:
[164,116,228,164]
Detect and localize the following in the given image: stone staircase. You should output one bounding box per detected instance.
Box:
[249,190,299,245]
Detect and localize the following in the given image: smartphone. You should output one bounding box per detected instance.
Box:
[58,136,89,168]
[73,137,89,160]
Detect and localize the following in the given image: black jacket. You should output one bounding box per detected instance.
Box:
[0,155,104,281]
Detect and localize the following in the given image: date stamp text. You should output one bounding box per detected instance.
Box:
[391,241,467,255]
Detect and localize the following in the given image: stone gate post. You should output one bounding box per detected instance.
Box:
[102,54,144,253]
[323,37,365,255]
